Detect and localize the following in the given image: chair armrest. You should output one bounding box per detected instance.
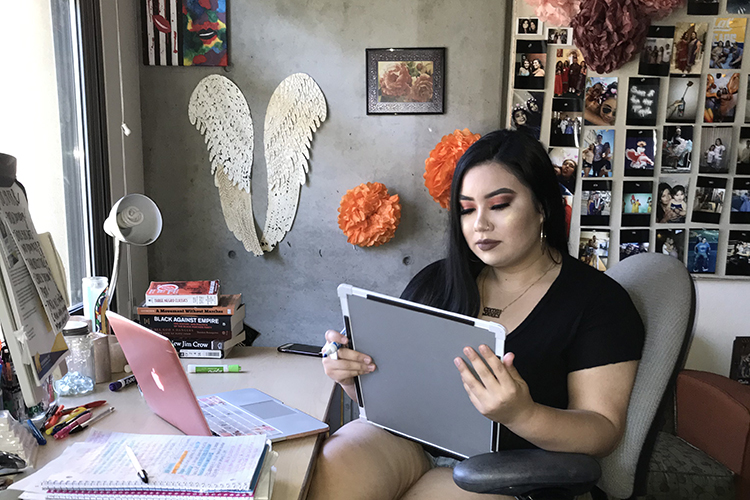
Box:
[453,449,601,497]
[676,369,750,474]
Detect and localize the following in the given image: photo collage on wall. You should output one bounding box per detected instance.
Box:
[509,1,750,276]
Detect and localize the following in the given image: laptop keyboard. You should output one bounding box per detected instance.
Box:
[198,395,282,438]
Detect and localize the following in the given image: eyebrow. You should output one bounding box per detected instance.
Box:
[459,188,516,201]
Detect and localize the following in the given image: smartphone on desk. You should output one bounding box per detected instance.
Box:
[277,343,323,357]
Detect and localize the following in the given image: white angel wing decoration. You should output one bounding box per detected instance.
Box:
[260,73,327,252]
[188,75,263,256]
[188,73,326,255]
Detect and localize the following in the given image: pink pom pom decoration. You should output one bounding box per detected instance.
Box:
[636,0,685,19]
[571,0,650,74]
[524,0,582,27]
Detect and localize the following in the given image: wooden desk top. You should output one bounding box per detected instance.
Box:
[3,347,334,500]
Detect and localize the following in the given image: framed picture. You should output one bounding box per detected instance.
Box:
[730,337,750,384]
[366,48,445,115]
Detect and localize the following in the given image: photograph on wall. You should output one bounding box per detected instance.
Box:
[622,181,653,227]
[581,180,612,226]
[671,22,708,76]
[656,176,689,223]
[747,81,750,123]
[620,229,650,261]
[514,40,547,90]
[639,26,675,77]
[699,126,733,173]
[550,99,582,148]
[661,125,693,174]
[511,91,544,140]
[727,0,750,13]
[687,0,718,17]
[626,78,660,126]
[656,228,686,261]
[554,48,587,97]
[692,176,727,224]
[705,73,740,123]
[624,129,657,176]
[687,228,719,274]
[546,27,572,45]
[738,128,750,175]
[549,147,579,194]
[578,229,609,271]
[517,18,542,35]
[665,76,700,123]
[142,0,229,66]
[581,129,614,177]
[730,177,750,223]
[730,337,750,385]
[710,18,745,69]
[366,47,445,114]
[584,77,617,126]
[726,231,750,276]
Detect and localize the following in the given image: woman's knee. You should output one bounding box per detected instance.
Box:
[308,419,431,500]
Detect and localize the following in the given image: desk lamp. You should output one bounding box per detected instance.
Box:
[103,194,163,315]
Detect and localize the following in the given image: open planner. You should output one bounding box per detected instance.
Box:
[11,431,278,499]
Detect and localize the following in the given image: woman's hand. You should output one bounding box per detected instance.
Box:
[321,329,376,399]
[455,345,536,428]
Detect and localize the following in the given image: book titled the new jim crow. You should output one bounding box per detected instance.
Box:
[145,280,220,306]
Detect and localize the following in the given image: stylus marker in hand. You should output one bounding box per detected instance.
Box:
[321,341,342,359]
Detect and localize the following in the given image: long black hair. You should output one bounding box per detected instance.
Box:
[403,129,568,317]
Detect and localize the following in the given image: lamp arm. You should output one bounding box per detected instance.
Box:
[105,239,122,316]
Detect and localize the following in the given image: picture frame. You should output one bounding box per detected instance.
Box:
[366,48,445,115]
[730,336,750,384]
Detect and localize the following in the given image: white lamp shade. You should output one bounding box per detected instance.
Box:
[103,194,163,246]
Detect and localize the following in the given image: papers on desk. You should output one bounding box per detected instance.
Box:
[10,430,278,499]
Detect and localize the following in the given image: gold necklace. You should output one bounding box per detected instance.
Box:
[481,262,557,318]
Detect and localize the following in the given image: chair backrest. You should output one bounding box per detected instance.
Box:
[598,253,696,498]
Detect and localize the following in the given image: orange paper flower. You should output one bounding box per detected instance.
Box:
[338,182,401,247]
[424,129,481,208]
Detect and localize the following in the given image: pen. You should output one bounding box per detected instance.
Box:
[53,411,92,440]
[44,405,65,430]
[125,445,149,484]
[70,406,116,434]
[187,364,241,373]
[46,407,87,435]
[42,404,58,425]
[109,374,136,392]
[61,400,107,415]
[25,419,47,445]
[321,341,342,359]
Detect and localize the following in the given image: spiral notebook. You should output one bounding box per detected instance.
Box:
[37,431,271,499]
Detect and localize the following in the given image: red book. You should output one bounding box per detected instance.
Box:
[145,280,220,306]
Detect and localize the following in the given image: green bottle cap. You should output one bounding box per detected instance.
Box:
[228,365,241,372]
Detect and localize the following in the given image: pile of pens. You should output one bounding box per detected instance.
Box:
[27,400,116,445]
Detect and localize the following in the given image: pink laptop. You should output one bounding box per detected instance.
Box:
[107,311,328,440]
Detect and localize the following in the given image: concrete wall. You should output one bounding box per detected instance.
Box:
[139,0,509,346]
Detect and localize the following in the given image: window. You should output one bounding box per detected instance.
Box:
[0,0,112,310]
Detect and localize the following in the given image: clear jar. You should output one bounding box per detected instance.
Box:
[58,320,96,395]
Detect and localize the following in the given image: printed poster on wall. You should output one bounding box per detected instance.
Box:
[143,0,228,66]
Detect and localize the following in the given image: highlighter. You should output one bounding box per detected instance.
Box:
[187,364,241,373]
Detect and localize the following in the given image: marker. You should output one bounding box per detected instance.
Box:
[61,400,107,415]
[44,405,65,430]
[25,419,46,445]
[46,407,87,435]
[321,341,342,359]
[125,445,149,483]
[70,406,116,435]
[187,364,240,373]
[109,374,137,392]
[53,411,92,440]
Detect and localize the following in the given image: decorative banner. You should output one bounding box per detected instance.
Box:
[143,0,228,66]
[189,74,327,255]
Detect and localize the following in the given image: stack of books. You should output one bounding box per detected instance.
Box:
[138,281,246,359]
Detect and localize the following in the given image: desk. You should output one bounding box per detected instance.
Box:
[2,347,335,500]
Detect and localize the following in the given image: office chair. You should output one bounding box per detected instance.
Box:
[453,252,696,500]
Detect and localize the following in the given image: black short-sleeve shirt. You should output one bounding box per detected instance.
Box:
[404,255,645,450]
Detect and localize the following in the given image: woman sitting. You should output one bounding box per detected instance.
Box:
[309,129,645,500]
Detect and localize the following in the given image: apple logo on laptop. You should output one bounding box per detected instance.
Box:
[151,368,165,391]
